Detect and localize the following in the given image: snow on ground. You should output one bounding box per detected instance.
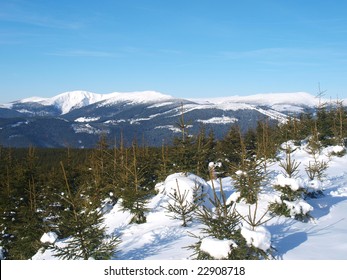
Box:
[40,232,58,244]
[32,144,347,260]
[197,116,237,124]
[200,238,235,259]
[75,117,100,123]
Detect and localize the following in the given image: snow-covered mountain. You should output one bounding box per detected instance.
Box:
[0,91,337,148]
[7,90,174,115]
[192,92,320,113]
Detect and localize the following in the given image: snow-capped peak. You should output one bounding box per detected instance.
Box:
[191,92,320,107]
[100,91,174,106]
[12,91,103,114]
[11,90,174,114]
[46,91,104,114]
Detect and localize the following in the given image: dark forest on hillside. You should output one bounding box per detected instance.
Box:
[1,101,346,259]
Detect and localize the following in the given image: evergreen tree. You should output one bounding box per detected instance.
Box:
[256,118,278,167]
[194,126,216,178]
[0,147,44,259]
[191,179,271,260]
[50,162,119,260]
[216,125,243,176]
[88,135,117,199]
[118,143,151,224]
[331,99,347,147]
[229,131,266,204]
[171,103,196,173]
[270,143,312,221]
[163,179,202,227]
[157,140,170,181]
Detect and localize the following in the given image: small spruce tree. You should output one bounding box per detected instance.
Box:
[230,130,265,204]
[163,180,202,227]
[50,162,119,260]
[270,143,312,221]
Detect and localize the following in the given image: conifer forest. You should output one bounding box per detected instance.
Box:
[1,101,347,260]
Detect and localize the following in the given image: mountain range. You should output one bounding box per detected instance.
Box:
[0,91,328,148]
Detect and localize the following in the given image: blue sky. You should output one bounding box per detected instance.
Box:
[1,0,347,102]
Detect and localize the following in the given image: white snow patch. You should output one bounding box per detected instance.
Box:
[11,121,29,127]
[330,187,347,197]
[157,173,212,208]
[200,238,235,259]
[154,125,181,133]
[197,116,237,124]
[255,107,288,123]
[104,119,126,125]
[333,146,345,154]
[148,102,174,108]
[275,174,302,191]
[305,179,322,191]
[241,225,271,251]
[72,123,107,134]
[226,191,241,204]
[40,232,58,244]
[235,170,247,177]
[324,145,346,156]
[75,117,100,122]
[283,199,313,217]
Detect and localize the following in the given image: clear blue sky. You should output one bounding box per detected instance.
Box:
[1,0,347,102]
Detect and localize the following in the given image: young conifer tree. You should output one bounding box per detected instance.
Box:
[0,149,17,259]
[163,179,202,227]
[304,128,329,198]
[270,143,313,220]
[118,143,150,224]
[217,125,243,167]
[50,162,119,260]
[230,129,265,204]
[305,127,328,185]
[171,102,196,173]
[190,164,271,260]
[331,99,347,149]
[0,147,44,259]
[193,127,216,178]
[88,135,117,199]
[256,118,277,173]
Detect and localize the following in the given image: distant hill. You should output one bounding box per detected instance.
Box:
[0,91,329,148]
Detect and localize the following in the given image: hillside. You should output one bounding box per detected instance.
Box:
[32,142,347,260]
[0,91,329,148]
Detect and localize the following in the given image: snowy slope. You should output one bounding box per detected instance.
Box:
[190,92,330,115]
[8,90,174,114]
[32,144,347,260]
[12,91,102,114]
[4,91,329,116]
[192,92,319,107]
[99,91,174,106]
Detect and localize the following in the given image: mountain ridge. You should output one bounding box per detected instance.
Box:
[3,90,175,115]
[0,91,341,148]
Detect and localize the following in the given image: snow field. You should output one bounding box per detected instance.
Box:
[33,142,347,260]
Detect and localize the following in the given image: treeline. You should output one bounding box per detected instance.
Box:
[0,100,346,259]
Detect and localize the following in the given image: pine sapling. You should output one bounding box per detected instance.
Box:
[50,162,120,260]
[163,180,202,227]
[279,144,301,178]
